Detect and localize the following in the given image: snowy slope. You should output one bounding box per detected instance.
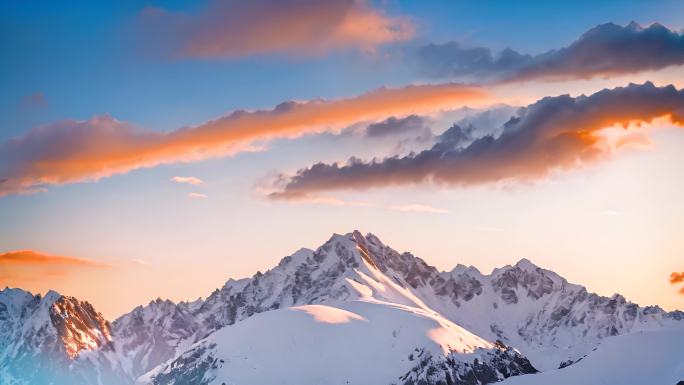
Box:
[499,329,684,385]
[141,300,535,385]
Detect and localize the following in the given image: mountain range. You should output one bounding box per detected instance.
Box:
[1,230,682,385]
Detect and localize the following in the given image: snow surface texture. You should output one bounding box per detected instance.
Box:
[142,301,533,385]
[1,230,683,385]
[500,329,684,385]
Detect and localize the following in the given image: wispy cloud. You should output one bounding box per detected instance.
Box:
[143,0,414,58]
[188,192,208,199]
[130,258,149,266]
[273,193,371,207]
[0,250,113,268]
[270,82,684,198]
[298,195,345,206]
[417,22,684,82]
[21,92,48,109]
[171,176,204,185]
[0,83,486,197]
[388,204,448,214]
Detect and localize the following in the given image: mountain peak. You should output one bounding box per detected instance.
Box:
[44,289,63,303]
[450,263,483,276]
[515,258,540,271]
[50,296,112,358]
[1,286,33,297]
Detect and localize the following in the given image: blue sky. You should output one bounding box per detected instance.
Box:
[3,0,683,138]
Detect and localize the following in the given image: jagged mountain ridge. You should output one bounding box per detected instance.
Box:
[1,230,682,385]
[100,232,442,382]
[0,288,111,384]
[106,230,684,382]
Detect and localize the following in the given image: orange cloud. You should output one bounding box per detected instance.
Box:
[0,83,486,196]
[145,0,414,58]
[671,272,684,284]
[271,82,684,198]
[672,272,684,295]
[0,250,113,268]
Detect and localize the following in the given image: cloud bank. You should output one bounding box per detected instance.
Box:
[145,0,414,58]
[418,22,684,82]
[271,82,684,198]
[0,83,485,196]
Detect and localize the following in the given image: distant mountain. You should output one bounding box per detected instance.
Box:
[1,230,682,385]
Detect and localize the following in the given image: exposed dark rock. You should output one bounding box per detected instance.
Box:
[399,344,537,385]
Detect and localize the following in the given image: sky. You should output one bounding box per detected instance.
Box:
[1,0,684,318]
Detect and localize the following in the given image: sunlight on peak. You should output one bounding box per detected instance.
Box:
[289,304,368,324]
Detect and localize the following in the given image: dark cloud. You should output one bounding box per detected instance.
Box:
[365,115,427,138]
[362,115,435,156]
[360,106,516,155]
[442,105,519,148]
[270,82,684,198]
[417,42,531,80]
[417,22,684,82]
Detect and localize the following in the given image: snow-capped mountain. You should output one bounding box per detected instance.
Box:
[400,255,684,370]
[0,288,111,385]
[1,230,682,385]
